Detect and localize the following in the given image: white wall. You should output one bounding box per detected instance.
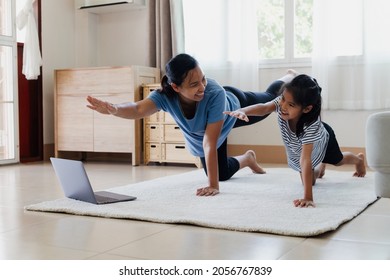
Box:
[42,0,76,145]
[41,0,150,145]
[97,9,150,66]
[41,0,377,150]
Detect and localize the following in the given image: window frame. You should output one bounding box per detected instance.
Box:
[0,0,19,164]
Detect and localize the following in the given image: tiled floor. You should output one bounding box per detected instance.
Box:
[0,160,389,260]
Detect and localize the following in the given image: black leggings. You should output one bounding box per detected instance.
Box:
[200,80,284,181]
[322,122,344,165]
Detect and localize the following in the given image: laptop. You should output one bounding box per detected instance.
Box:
[50,157,136,204]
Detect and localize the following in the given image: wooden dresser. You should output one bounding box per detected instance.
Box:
[54,66,160,165]
[142,84,201,167]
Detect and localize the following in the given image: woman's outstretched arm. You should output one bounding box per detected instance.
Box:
[86,96,159,119]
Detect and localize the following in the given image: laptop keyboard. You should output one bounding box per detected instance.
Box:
[94,194,116,204]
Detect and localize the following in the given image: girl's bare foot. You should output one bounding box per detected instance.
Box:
[318,163,326,178]
[353,153,366,177]
[314,163,326,180]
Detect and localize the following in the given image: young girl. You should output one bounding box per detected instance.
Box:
[225,74,366,207]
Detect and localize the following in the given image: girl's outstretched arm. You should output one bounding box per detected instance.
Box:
[294,143,316,208]
[224,101,276,122]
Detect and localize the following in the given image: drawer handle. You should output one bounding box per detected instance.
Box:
[175,146,185,149]
[150,126,157,129]
[151,145,157,148]
[174,126,180,130]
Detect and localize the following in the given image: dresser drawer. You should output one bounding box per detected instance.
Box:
[163,124,184,142]
[145,143,161,161]
[164,143,194,161]
[163,112,175,123]
[145,111,164,123]
[145,124,161,141]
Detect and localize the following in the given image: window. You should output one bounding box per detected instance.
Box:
[0,0,17,163]
[256,0,314,64]
[182,0,365,67]
[0,0,12,36]
[256,0,364,65]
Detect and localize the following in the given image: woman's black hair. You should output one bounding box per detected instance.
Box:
[283,74,322,138]
[158,53,199,98]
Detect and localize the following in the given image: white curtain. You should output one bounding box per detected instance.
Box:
[182,0,259,90]
[312,0,390,110]
[148,0,185,71]
[16,0,42,80]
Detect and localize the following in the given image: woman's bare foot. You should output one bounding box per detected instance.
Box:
[239,150,266,174]
[279,69,298,84]
[353,153,366,177]
[287,69,298,76]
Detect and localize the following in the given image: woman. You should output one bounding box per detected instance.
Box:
[87,53,294,196]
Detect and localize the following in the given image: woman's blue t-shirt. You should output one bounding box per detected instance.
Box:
[147,78,240,157]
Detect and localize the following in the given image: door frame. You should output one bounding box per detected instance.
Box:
[17,0,43,163]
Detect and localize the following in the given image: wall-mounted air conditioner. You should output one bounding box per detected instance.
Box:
[77,0,146,13]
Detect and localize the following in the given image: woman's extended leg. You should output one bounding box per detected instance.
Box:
[234,150,266,174]
[225,71,297,128]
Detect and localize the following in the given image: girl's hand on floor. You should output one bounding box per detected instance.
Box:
[196,186,220,196]
[293,198,315,208]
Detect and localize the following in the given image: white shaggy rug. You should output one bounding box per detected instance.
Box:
[25,168,378,237]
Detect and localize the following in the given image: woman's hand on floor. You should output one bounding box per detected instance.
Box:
[196,186,220,196]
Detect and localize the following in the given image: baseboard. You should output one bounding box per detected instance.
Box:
[228,144,367,165]
[44,144,134,163]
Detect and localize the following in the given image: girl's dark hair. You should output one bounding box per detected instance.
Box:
[283,74,322,137]
[158,53,199,98]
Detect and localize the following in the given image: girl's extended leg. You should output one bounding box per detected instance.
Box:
[336,152,366,177]
[322,122,366,177]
